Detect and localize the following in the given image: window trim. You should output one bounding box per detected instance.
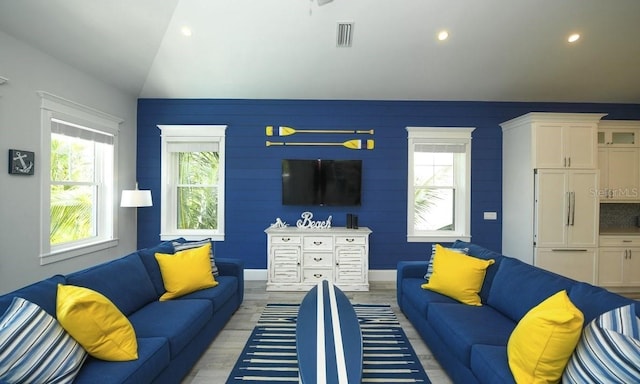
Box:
[38,91,122,265]
[158,125,227,241]
[406,126,475,243]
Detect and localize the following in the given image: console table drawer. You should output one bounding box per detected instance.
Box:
[303,269,333,283]
[271,236,301,244]
[304,253,332,267]
[336,236,366,245]
[303,236,333,250]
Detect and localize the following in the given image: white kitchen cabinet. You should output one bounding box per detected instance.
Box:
[533,120,600,169]
[598,120,640,201]
[265,226,371,291]
[534,170,599,248]
[502,113,604,281]
[535,248,597,284]
[598,235,640,289]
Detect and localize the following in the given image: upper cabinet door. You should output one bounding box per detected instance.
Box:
[534,123,597,169]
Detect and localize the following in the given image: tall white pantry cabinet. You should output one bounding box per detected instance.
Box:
[501,113,606,284]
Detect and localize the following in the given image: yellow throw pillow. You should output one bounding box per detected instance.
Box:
[155,243,218,301]
[56,284,138,361]
[421,244,494,306]
[507,290,584,384]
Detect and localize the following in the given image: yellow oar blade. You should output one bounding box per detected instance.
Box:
[265,126,274,136]
[278,126,297,136]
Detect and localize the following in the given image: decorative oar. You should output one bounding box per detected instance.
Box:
[266,125,374,137]
[266,139,375,150]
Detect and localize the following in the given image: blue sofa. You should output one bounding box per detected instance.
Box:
[397,241,640,384]
[0,240,244,384]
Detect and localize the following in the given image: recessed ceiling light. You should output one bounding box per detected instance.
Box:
[568,33,580,43]
[181,26,192,37]
[438,30,449,41]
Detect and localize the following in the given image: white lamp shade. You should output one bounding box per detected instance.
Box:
[120,189,152,207]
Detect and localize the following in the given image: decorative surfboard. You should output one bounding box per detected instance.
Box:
[296,280,362,384]
[266,125,374,137]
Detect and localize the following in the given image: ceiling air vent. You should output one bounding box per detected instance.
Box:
[336,22,353,47]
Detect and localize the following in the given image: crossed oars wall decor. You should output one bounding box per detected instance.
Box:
[265,125,375,150]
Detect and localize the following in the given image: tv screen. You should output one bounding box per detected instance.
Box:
[282,159,362,206]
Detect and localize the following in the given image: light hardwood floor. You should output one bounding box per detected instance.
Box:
[182,280,453,384]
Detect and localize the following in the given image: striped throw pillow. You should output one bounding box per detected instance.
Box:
[0,297,87,383]
[563,303,640,383]
[173,239,219,277]
[424,244,468,281]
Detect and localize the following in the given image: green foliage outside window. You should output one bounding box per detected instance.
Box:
[50,135,96,245]
[177,151,219,230]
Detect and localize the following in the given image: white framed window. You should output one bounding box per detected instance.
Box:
[158,125,227,241]
[407,127,475,243]
[39,92,121,265]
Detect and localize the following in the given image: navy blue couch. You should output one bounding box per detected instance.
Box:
[397,241,640,384]
[0,241,244,383]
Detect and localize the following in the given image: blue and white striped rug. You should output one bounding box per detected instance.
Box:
[226,303,431,383]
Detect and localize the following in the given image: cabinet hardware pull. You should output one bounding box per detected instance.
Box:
[551,249,588,252]
[313,273,323,278]
[313,241,322,245]
[623,240,632,243]
[568,157,571,167]
[282,237,290,242]
[346,238,355,242]
[314,257,323,261]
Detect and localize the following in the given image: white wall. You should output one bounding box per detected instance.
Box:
[0,31,139,293]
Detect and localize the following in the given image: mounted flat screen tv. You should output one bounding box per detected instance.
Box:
[282,159,362,206]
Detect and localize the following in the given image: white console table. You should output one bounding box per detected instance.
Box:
[265,226,371,291]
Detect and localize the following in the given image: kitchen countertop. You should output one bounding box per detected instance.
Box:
[600,227,640,235]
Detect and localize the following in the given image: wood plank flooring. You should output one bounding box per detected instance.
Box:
[182,280,453,384]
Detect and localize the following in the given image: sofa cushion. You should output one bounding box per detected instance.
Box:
[402,277,458,318]
[57,284,138,361]
[507,290,584,384]
[422,245,495,306]
[470,344,515,384]
[424,244,468,281]
[173,238,219,277]
[0,297,87,384]
[73,337,170,384]
[487,257,575,322]
[155,243,218,301]
[427,302,515,366]
[177,275,238,311]
[66,253,158,316]
[569,282,635,324]
[138,241,176,296]
[563,303,640,384]
[451,240,503,303]
[128,299,212,358]
[0,275,66,317]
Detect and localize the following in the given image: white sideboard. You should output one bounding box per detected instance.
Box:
[265,226,371,291]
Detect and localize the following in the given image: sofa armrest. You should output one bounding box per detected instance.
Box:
[396,261,428,308]
[397,261,428,279]
[216,257,244,278]
[216,257,244,303]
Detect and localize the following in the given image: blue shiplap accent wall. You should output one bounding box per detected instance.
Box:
[136,99,640,269]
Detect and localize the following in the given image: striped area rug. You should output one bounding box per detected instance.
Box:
[226,303,431,383]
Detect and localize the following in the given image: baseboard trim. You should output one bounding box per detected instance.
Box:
[244,269,397,282]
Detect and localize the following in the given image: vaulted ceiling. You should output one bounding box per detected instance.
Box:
[1,0,639,103]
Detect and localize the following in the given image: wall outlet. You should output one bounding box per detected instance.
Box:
[483,211,497,220]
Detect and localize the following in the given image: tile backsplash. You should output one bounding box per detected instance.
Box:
[600,203,640,229]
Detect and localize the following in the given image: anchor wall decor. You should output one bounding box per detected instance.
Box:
[8,149,35,175]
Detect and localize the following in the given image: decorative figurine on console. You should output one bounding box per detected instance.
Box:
[269,218,289,229]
